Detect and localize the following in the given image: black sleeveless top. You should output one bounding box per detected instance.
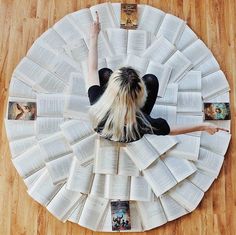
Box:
[88,85,170,142]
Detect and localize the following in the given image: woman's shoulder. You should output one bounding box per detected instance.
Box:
[88,85,103,105]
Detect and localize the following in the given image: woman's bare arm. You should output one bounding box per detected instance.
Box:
[169,123,229,135]
[87,12,100,88]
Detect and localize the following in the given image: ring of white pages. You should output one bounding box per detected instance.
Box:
[5,2,231,232]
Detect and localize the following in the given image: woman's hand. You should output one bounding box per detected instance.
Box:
[201,123,229,135]
[90,11,100,39]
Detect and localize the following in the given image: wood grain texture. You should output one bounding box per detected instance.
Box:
[0,0,235,234]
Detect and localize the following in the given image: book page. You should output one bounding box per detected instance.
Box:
[28,170,64,206]
[111,3,121,26]
[178,70,201,91]
[60,119,94,145]
[156,84,178,105]
[9,136,37,159]
[157,14,186,44]
[167,134,200,161]
[38,132,72,162]
[168,180,204,212]
[12,145,45,178]
[164,50,192,83]
[176,25,198,50]
[142,36,176,63]
[182,39,211,67]
[143,159,177,197]
[130,176,154,201]
[105,55,126,71]
[195,147,224,178]
[124,136,159,170]
[159,193,188,221]
[136,199,167,230]
[138,5,165,35]
[47,184,83,222]
[146,61,172,97]
[46,153,74,185]
[200,130,231,155]
[71,133,97,164]
[90,174,107,198]
[37,94,66,117]
[94,137,119,174]
[78,195,109,231]
[118,147,140,176]
[66,158,94,193]
[24,167,46,189]
[162,154,196,182]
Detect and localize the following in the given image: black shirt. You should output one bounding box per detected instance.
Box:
[88,85,170,142]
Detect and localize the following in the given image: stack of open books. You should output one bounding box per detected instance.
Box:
[5,2,231,232]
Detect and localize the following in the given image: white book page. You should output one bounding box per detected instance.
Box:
[142,36,176,63]
[47,185,82,222]
[167,134,200,161]
[9,136,37,159]
[60,119,94,145]
[36,117,65,139]
[106,28,128,55]
[72,134,97,164]
[90,3,119,29]
[200,130,231,155]
[105,55,126,71]
[178,70,201,91]
[194,54,220,77]
[124,136,159,170]
[46,153,74,185]
[143,159,177,197]
[125,54,149,76]
[111,3,121,26]
[145,134,178,155]
[79,195,109,231]
[127,30,149,56]
[12,145,45,178]
[177,91,202,114]
[202,70,229,99]
[106,175,130,200]
[204,91,230,103]
[138,5,165,35]
[176,25,198,50]
[162,154,197,182]
[64,95,90,120]
[146,61,172,98]
[53,15,82,43]
[156,84,178,105]
[188,170,215,192]
[90,174,107,198]
[28,170,64,206]
[151,104,177,125]
[118,147,140,176]
[70,8,93,38]
[168,180,204,212]
[164,50,192,82]
[94,138,119,174]
[195,148,224,178]
[136,199,167,230]
[9,76,36,99]
[182,39,211,67]
[38,132,72,162]
[5,119,35,141]
[130,176,154,201]
[157,14,186,44]
[37,94,66,117]
[66,158,94,193]
[24,167,46,189]
[159,194,188,221]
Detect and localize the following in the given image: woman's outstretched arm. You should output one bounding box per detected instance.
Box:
[169,123,229,135]
[87,12,100,88]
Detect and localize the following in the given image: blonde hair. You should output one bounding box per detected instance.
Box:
[89,67,153,142]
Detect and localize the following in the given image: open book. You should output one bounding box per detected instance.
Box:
[24,167,46,189]
[178,70,201,92]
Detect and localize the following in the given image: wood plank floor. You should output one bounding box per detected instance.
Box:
[0,0,235,234]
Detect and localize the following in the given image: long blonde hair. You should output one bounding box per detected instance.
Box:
[89,67,153,142]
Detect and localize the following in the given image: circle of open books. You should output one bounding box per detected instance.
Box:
[5,3,231,232]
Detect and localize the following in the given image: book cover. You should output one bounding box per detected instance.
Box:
[111,200,131,231]
[120,3,138,29]
[7,101,37,120]
[204,102,230,120]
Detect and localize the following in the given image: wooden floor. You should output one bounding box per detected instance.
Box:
[0,0,235,234]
